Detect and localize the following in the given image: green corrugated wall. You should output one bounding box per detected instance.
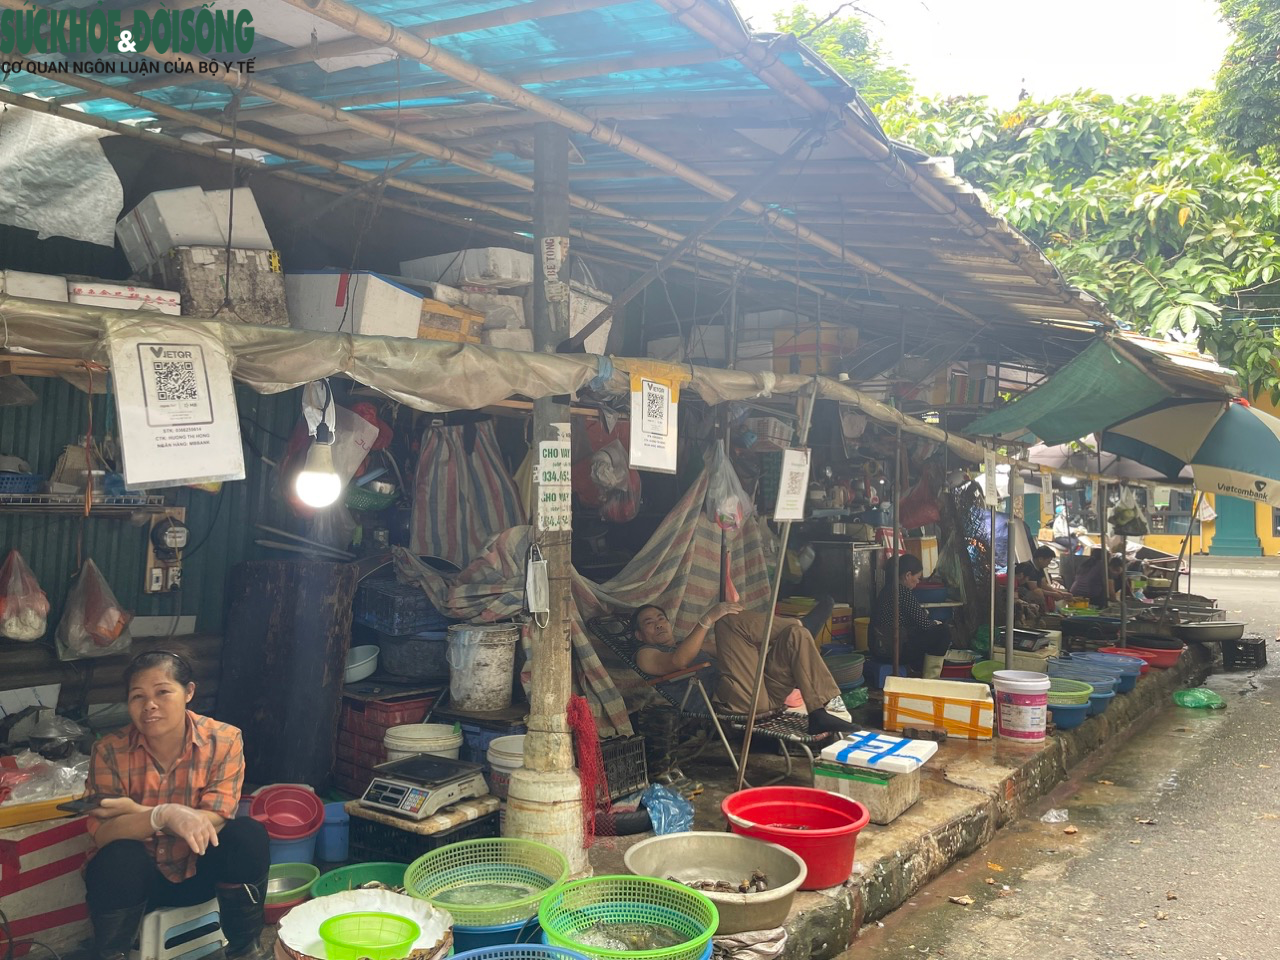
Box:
[0,377,301,636]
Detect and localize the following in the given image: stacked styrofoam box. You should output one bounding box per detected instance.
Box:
[146,246,287,325]
[66,279,181,315]
[116,186,274,274]
[0,270,69,302]
[463,290,526,329]
[285,271,424,339]
[741,308,808,339]
[482,328,534,351]
[400,247,533,288]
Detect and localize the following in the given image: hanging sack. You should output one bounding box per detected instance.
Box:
[899,466,942,529]
[0,549,50,641]
[1108,486,1149,536]
[55,559,133,660]
[704,442,754,534]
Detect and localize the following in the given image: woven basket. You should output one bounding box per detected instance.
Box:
[538,875,717,960]
[404,838,568,928]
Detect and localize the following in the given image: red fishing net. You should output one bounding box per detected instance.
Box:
[568,694,612,847]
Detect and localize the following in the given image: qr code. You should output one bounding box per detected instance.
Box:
[642,380,668,435]
[152,360,198,401]
[784,466,806,499]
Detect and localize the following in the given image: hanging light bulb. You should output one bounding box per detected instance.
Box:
[295,421,342,508]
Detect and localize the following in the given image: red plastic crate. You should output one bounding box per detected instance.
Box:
[343,693,436,729]
[336,734,386,767]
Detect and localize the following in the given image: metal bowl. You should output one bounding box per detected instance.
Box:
[1174,621,1246,643]
[269,875,316,897]
[623,831,807,935]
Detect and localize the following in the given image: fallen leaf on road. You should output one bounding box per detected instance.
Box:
[1260,764,1272,769]
[1130,839,1142,845]
[1258,813,1280,820]
[987,862,1004,872]
[1097,779,1115,786]
[1136,817,1158,825]
[949,895,975,906]
[1138,922,1148,929]
[1167,892,1178,901]
[1156,912,1168,921]
[1064,825,1079,835]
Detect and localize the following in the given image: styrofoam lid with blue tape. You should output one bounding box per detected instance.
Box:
[818,730,939,774]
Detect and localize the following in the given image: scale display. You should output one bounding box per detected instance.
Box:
[358,754,489,821]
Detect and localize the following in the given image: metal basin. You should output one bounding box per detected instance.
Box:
[1174,621,1246,643]
[268,874,315,897]
[623,831,807,935]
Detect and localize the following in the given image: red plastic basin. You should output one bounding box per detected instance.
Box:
[722,786,869,890]
[1097,647,1151,674]
[264,896,306,926]
[251,786,324,840]
[1122,644,1184,669]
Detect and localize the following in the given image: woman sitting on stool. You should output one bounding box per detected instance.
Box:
[83,651,269,960]
[870,554,952,677]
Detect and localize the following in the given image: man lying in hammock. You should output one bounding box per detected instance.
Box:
[632,599,855,735]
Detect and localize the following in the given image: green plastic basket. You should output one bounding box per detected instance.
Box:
[1046,678,1094,705]
[318,912,419,960]
[346,485,398,512]
[312,862,407,898]
[404,838,569,927]
[538,875,717,960]
[971,660,1000,684]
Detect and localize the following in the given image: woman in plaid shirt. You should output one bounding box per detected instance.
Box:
[82,652,269,960]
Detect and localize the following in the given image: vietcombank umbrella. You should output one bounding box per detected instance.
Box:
[1101,399,1280,506]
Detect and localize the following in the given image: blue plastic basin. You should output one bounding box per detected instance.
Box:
[1048,702,1091,730]
[1088,690,1117,716]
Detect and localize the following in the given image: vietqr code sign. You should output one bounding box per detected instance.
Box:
[107,321,245,488]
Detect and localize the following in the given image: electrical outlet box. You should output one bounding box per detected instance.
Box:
[166,566,182,590]
[149,567,164,592]
[143,508,187,594]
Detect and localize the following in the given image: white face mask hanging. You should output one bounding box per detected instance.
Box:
[526,542,550,626]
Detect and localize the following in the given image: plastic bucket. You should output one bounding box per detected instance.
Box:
[384,723,464,762]
[317,801,350,862]
[269,832,318,866]
[446,624,520,712]
[453,918,541,953]
[486,735,526,800]
[252,785,325,840]
[852,617,871,652]
[721,786,869,890]
[992,670,1049,743]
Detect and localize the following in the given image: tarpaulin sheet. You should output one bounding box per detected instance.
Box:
[967,341,1174,445]
[393,462,777,735]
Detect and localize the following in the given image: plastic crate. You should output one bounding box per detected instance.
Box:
[348,811,500,863]
[0,473,42,494]
[1222,635,1268,671]
[354,580,450,636]
[342,694,437,738]
[598,735,647,801]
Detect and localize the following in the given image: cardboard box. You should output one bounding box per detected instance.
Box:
[285,271,423,338]
[145,246,286,325]
[905,536,939,577]
[116,187,273,273]
[773,323,859,376]
[815,762,921,825]
[400,247,533,288]
[419,297,483,343]
[67,279,181,315]
[883,676,993,740]
[0,270,68,302]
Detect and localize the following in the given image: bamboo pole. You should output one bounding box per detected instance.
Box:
[732,381,820,792]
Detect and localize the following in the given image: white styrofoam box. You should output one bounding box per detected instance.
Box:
[116,187,273,273]
[819,730,939,774]
[742,308,809,336]
[647,336,685,361]
[462,290,526,329]
[67,280,181,315]
[205,188,274,251]
[116,187,225,273]
[482,328,534,351]
[400,247,533,289]
[285,271,424,339]
[0,817,94,955]
[883,676,993,740]
[0,270,69,302]
[735,339,774,373]
[815,763,921,825]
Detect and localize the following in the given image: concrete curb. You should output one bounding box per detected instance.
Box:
[780,644,1213,959]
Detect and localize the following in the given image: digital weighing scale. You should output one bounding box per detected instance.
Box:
[1011,628,1052,652]
[359,754,489,821]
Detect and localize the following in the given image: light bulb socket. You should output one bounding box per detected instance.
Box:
[315,421,334,445]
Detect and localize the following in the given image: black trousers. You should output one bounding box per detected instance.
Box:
[85,817,270,912]
[873,622,953,672]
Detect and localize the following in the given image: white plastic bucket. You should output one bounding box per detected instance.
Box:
[446,623,519,712]
[383,722,464,761]
[992,670,1050,742]
[486,734,526,800]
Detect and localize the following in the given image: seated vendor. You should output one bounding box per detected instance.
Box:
[1016,546,1073,611]
[632,600,854,734]
[83,652,269,960]
[870,554,952,677]
[1069,552,1127,608]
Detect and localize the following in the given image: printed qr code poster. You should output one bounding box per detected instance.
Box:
[106,318,246,489]
[774,448,811,521]
[630,373,678,474]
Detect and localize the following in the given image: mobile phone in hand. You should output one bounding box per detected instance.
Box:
[57,794,111,814]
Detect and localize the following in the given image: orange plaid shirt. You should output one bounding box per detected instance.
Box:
[86,711,245,882]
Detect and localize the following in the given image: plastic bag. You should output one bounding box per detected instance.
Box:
[640,782,694,835]
[1172,687,1226,710]
[704,443,753,535]
[1108,487,1149,536]
[592,440,642,524]
[0,549,50,641]
[55,559,132,661]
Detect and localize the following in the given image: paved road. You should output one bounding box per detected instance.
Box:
[848,575,1280,960]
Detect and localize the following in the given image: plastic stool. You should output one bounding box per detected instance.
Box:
[131,899,226,960]
[866,659,913,689]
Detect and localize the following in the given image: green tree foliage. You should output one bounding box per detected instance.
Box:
[1202,0,1280,165]
[770,5,912,105]
[875,93,1280,402]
